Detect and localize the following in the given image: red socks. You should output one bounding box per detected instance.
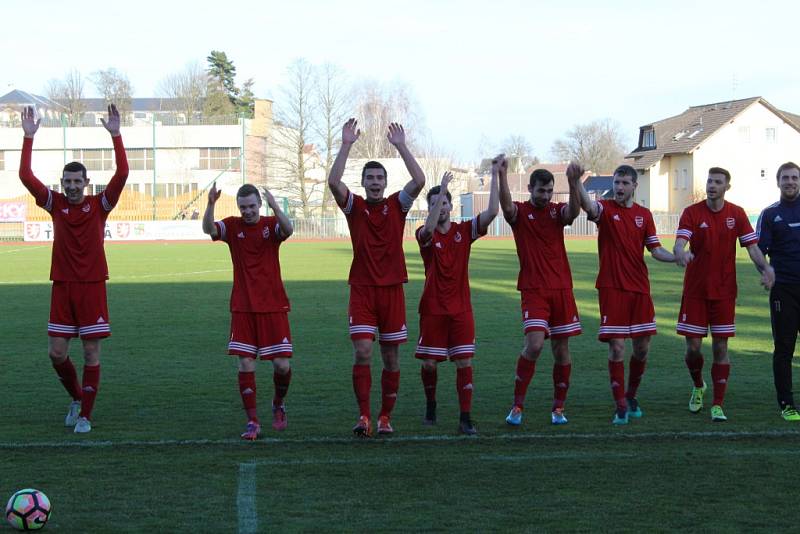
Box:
[352,365,372,418]
[53,357,82,401]
[380,370,400,417]
[552,363,571,410]
[513,356,536,408]
[80,364,101,420]
[238,371,258,423]
[456,366,473,413]
[421,366,437,402]
[273,369,292,407]
[711,363,730,406]
[686,356,705,388]
[627,358,646,400]
[608,360,626,410]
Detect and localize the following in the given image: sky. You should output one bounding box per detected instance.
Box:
[3,0,799,162]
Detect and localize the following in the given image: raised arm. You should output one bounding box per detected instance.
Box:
[328,119,359,207]
[388,123,425,199]
[496,153,517,224]
[563,161,584,224]
[477,159,500,234]
[98,104,129,209]
[202,182,222,238]
[419,172,453,243]
[18,106,49,206]
[573,170,599,219]
[673,237,693,267]
[262,187,293,239]
[747,243,775,289]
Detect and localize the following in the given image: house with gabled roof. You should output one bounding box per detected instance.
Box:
[625,97,800,214]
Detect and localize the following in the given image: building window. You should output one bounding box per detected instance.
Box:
[72,149,113,171]
[681,169,688,190]
[199,147,241,170]
[127,149,155,171]
[761,169,767,180]
[94,184,107,195]
[738,126,750,142]
[672,170,678,190]
[0,150,4,170]
[766,128,777,143]
[642,129,656,148]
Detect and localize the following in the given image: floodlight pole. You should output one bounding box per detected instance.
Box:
[61,113,67,166]
[241,112,246,185]
[152,118,157,221]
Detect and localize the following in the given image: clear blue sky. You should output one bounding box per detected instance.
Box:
[4,0,798,162]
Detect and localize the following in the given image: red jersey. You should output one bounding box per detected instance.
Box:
[591,199,661,294]
[340,189,412,286]
[18,135,129,282]
[416,217,484,315]
[676,200,758,300]
[214,216,290,313]
[510,201,573,290]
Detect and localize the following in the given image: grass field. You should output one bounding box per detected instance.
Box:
[0,238,795,532]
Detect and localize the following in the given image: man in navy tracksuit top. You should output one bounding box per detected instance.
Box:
[757,161,800,421]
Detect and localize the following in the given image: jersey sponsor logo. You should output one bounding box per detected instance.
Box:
[454,231,462,243]
[635,216,644,228]
[263,226,270,239]
[383,204,389,216]
[237,232,245,239]
[62,208,69,214]
[726,217,735,229]
[527,213,534,220]
[82,204,90,213]
[613,214,621,221]
[699,222,709,228]
[435,242,443,248]
[774,215,783,222]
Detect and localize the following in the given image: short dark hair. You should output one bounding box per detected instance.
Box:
[529,169,554,187]
[426,185,452,204]
[708,167,731,183]
[62,162,87,179]
[362,161,387,180]
[236,184,261,200]
[613,165,638,183]
[776,161,800,181]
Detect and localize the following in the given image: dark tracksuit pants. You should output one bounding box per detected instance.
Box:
[770,283,800,409]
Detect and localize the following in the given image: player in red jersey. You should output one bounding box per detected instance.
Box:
[674,167,774,422]
[415,160,499,435]
[203,183,294,440]
[328,118,426,437]
[501,161,584,427]
[575,164,675,425]
[19,105,128,434]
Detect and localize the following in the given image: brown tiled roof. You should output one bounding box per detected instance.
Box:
[626,97,800,171]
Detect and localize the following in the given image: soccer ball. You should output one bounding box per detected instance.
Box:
[5,489,51,531]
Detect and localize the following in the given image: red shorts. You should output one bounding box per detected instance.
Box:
[414,312,476,361]
[597,288,656,341]
[48,281,110,339]
[676,296,736,338]
[348,284,407,344]
[520,289,581,338]
[229,312,293,360]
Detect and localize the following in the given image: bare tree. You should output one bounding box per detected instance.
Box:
[551,118,629,175]
[91,68,133,117]
[157,62,207,124]
[313,63,353,216]
[268,59,321,218]
[351,80,422,159]
[501,134,538,172]
[46,69,85,126]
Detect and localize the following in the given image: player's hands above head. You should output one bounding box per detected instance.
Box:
[440,171,453,190]
[566,162,584,183]
[260,186,276,207]
[208,182,221,205]
[342,118,360,145]
[387,123,406,146]
[21,106,40,138]
[491,154,506,175]
[100,104,121,136]
[761,264,776,290]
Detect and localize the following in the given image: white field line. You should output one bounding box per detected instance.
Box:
[0,245,48,255]
[0,268,230,284]
[2,429,799,450]
[237,462,258,534]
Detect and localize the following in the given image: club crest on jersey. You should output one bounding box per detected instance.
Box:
[726,217,735,229]
[263,226,270,239]
[454,231,462,243]
[550,207,557,219]
[613,214,621,221]
[82,204,90,213]
[635,216,644,228]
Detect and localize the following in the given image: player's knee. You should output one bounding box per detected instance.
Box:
[48,346,68,364]
[273,358,291,374]
[521,342,543,360]
[421,359,437,371]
